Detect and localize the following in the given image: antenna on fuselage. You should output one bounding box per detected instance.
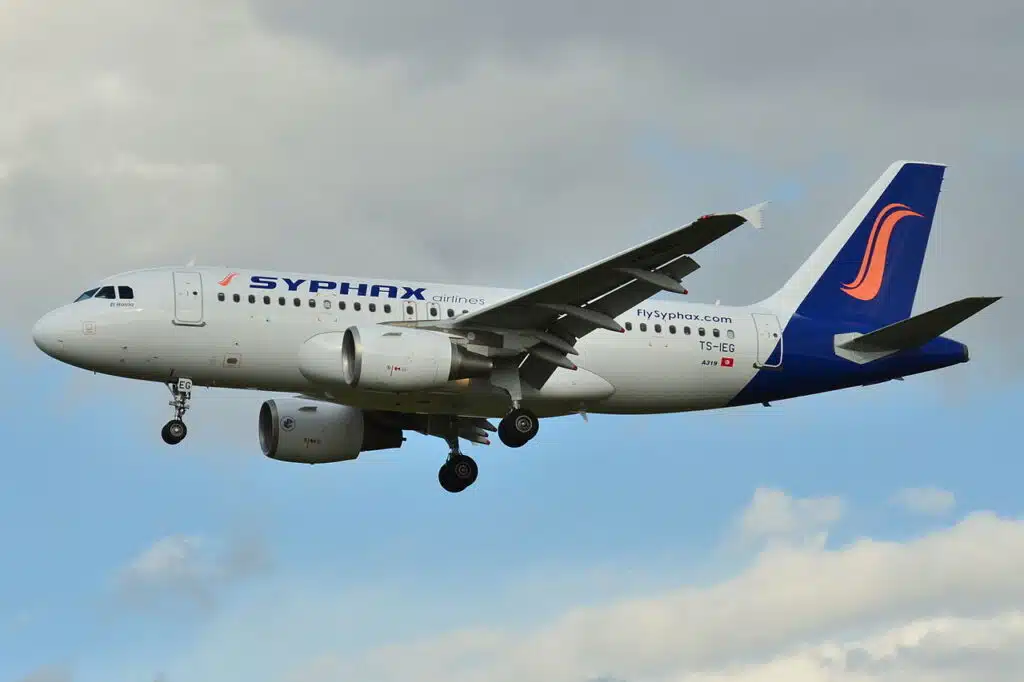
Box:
[185,256,197,267]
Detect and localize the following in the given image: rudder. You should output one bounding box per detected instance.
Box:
[767,161,946,327]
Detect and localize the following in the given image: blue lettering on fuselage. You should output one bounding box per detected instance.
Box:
[248,275,428,300]
[636,308,733,324]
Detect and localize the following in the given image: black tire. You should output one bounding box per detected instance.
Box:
[498,408,539,447]
[161,419,187,445]
[439,454,478,492]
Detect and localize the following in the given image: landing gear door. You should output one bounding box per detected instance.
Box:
[173,271,205,326]
[752,313,782,368]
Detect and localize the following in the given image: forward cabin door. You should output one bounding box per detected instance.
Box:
[173,271,205,326]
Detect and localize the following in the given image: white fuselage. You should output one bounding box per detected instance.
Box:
[32,266,778,418]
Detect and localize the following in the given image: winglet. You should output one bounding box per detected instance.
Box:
[736,201,768,230]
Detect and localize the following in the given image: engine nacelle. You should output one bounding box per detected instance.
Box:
[258,398,403,464]
[299,326,493,392]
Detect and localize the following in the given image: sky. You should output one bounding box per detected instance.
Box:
[1,1,1022,680]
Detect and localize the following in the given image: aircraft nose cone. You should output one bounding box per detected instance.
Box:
[32,313,65,358]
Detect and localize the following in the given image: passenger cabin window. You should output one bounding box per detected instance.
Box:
[654,324,662,333]
[354,302,361,311]
[669,325,676,334]
[74,288,99,302]
[384,304,391,314]
[640,323,647,332]
[264,295,271,305]
[369,303,376,312]
[625,322,633,331]
[712,328,720,338]
[727,329,735,339]
[684,326,691,335]
[233,293,241,303]
[698,327,706,336]
[118,286,134,299]
[249,294,256,303]
[94,286,116,299]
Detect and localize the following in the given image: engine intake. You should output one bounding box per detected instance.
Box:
[258,398,403,464]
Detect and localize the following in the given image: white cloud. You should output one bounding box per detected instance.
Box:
[97,491,1023,682]
[268,511,1024,682]
[114,532,269,612]
[892,487,957,517]
[733,487,845,547]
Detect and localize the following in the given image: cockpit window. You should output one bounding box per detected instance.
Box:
[74,288,99,302]
[94,285,116,299]
[118,286,134,299]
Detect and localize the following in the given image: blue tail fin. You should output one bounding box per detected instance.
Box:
[767,161,946,327]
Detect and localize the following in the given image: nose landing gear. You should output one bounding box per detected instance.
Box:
[162,377,192,445]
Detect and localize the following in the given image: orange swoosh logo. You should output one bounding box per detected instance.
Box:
[841,203,923,301]
[218,272,239,286]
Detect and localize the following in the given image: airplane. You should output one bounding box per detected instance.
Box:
[31,160,1000,493]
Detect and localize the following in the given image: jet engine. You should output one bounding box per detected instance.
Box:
[258,398,403,464]
[299,326,493,392]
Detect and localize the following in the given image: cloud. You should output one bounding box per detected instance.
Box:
[892,487,957,517]
[113,532,269,613]
[270,510,1024,682]
[2,0,1020,379]
[733,487,845,547]
[14,667,72,682]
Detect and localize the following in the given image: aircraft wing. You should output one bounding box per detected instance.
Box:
[442,202,766,388]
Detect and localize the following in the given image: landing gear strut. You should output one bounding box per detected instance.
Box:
[162,377,192,445]
[438,429,478,493]
[498,406,539,448]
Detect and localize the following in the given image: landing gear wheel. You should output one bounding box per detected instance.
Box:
[498,407,539,448]
[162,377,193,445]
[438,453,478,493]
[161,419,187,445]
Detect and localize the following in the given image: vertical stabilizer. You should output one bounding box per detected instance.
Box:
[765,161,946,326]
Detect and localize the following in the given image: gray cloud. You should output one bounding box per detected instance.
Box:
[14,666,72,682]
[892,487,957,517]
[2,0,1019,385]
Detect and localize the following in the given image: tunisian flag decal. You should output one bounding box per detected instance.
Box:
[721,357,735,368]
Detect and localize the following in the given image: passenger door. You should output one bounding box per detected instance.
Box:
[173,271,205,326]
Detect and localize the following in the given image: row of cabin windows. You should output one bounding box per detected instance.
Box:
[624,321,735,339]
[74,285,134,302]
[216,291,470,317]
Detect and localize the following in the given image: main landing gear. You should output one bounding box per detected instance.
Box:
[436,406,540,493]
[161,377,192,445]
[438,446,479,494]
[497,407,539,448]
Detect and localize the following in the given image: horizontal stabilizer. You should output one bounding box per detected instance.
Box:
[837,296,1001,354]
